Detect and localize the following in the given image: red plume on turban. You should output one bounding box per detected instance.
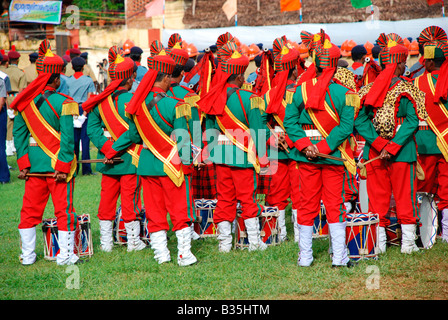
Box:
[266,37,298,114]
[83,50,135,113]
[198,42,249,115]
[10,39,64,112]
[364,33,408,109]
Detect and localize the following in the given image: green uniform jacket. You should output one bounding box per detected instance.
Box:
[284,81,354,165]
[107,88,193,176]
[86,88,138,175]
[262,81,300,161]
[167,83,203,149]
[13,88,77,173]
[355,78,419,162]
[414,73,445,155]
[205,85,267,169]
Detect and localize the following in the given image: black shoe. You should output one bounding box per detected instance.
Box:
[332,260,355,268]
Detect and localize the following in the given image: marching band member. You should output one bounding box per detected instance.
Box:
[166,34,202,152]
[83,47,146,253]
[284,39,357,267]
[180,36,220,202]
[349,45,381,89]
[355,33,427,254]
[413,26,448,243]
[166,33,203,239]
[104,48,198,267]
[299,30,360,215]
[262,37,302,242]
[198,41,268,253]
[11,40,80,265]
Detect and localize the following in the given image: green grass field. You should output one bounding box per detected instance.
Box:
[1,150,448,301]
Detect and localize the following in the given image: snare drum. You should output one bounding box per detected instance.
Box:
[193,199,218,238]
[113,206,128,244]
[42,215,93,261]
[345,213,379,261]
[385,206,401,246]
[313,201,329,238]
[113,206,149,245]
[140,207,151,245]
[234,206,279,249]
[42,218,60,260]
[259,207,280,245]
[74,214,94,258]
[416,192,438,249]
[234,213,249,250]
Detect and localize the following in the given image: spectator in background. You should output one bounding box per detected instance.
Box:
[129,46,147,82]
[64,47,81,77]
[129,46,146,93]
[372,45,381,64]
[66,57,96,175]
[57,58,70,96]
[23,52,38,85]
[81,52,100,92]
[4,49,27,157]
[98,58,108,92]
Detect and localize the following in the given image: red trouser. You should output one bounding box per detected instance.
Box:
[266,159,300,210]
[297,163,346,226]
[344,168,359,203]
[97,174,142,223]
[214,165,263,224]
[418,154,448,210]
[141,175,195,233]
[366,159,419,227]
[19,176,77,231]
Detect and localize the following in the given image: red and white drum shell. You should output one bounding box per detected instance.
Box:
[193,199,218,238]
[345,213,379,261]
[313,201,329,238]
[234,205,279,249]
[74,214,94,258]
[42,218,59,261]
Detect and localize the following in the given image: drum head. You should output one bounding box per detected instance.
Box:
[417,193,438,249]
[358,179,369,213]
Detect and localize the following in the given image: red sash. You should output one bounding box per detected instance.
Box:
[302,79,357,175]
[98,95,142,166]
[414,73,448,161]
[215,91,262,173]
[264,87,295,147]
[21,100,77,181]
[133,99,185,187]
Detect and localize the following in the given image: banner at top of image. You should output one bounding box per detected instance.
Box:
[9,0,62,25]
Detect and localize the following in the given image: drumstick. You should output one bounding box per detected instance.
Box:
[78,157,124,164]
[316,152,346,162]
[25,173,54,177]
[266,123,290,153]
[356,156,381,169]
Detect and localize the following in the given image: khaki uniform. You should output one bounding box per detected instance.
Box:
[23,63,38,85]
[65,63,74,77]
[4,64,26,142]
